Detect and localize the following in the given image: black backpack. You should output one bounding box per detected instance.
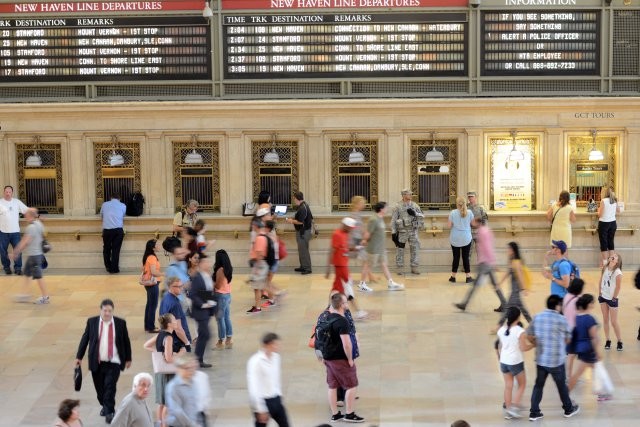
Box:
[126,192,144,216]
[259,233,276,268]
[314,314,341,359]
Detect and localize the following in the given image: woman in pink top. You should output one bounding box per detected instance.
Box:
[563,278,584,377]
[213,249,233,350]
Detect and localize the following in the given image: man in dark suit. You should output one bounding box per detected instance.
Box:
[189,254,215,368]
[75,298,132,424]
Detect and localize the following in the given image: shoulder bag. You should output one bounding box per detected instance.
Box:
[151,351,177,374]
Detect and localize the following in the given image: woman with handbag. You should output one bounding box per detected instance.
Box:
[547,190,576,249]
[142,239,163,333]
[143,313,186,427]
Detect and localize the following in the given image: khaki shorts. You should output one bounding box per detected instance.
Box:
[366,251,387,268]
[250,260,269,290]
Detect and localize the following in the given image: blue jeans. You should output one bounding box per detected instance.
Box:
[144,284,159,331]
[530,364,573,414]
[0,231,22,272]
[214,292,233,339]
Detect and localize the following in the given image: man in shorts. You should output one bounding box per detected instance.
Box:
[326,217,367,319]
[358,201,405,292]
[247,219,271,314]
[10,208,50,304]
[323,292,365,424]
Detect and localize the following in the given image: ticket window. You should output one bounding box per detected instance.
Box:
[569,134,616,207]
[173,138,220,213]
[94,139,141,213]
[411,137,458,210]
[16,140,64,214]
[331,138,378,211]
[252,139,298,207]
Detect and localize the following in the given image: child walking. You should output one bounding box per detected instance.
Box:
[497,306,533,419]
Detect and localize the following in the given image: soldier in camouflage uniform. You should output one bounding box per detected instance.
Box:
[391,189,424,275]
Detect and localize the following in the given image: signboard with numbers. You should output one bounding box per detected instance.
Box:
[481,10,600,76]
[223,13,468,79]
[0,16,211,82]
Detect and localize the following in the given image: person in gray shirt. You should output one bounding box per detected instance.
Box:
[10,208,50,304]
[110,372,154,427]
[165,354,205,427]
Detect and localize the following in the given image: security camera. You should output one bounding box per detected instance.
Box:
[470,0,481,7]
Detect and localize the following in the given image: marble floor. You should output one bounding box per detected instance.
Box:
[1,266,639,426]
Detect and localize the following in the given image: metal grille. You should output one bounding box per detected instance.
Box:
[481,80,601,94]
[411,138,457,210]
[252,139,299,206]
[351,81,469,95]
[569,135,616,206]
[224,82,341,96]
[489,136,537,210]
[93,138,141,213]
[0,86,85,101]
[172,138,220,212]
[612,80,640,93]
[331,139,378,211]
[612,10,640,76]
[96,84,213,99]
[16,141,64,214]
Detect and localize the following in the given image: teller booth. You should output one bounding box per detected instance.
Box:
[94,137,141,212]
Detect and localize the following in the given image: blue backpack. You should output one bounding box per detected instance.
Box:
[559,259,580,280]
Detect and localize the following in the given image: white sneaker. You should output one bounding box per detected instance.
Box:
[354,310,368,319]
[388,280,405,291]
[358,282,373,292]
[34,296,50,305]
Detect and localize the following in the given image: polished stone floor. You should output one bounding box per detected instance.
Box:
[1,266,639,426]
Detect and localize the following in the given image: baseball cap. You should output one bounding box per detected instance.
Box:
[551,240,567,253]
[401,188,413,195]
[342,217,357,228]
[467,191,477,197]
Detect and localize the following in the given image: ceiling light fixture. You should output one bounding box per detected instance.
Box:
[588,129,604,161]
[26,135,43,167]
[263,133,280,163]
[109,135,124,166]
[425,131,444,162]
[185,135,204,164]
[348,132,365,163]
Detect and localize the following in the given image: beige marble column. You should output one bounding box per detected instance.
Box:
[304,130,324,213]
[464,129,483,200]
[145,131,166,215]
[384,130,404,203]
[542,128,565,208]
[623,127,640,211]
[224,131,245,215]
[65,133,93,216]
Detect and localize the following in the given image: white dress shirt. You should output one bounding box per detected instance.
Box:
[99,318,121,365]
[246,350,282,413]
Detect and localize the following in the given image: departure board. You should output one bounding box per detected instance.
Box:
[223,13,467,79]
[481,11,600,76]
[0,17,211,82]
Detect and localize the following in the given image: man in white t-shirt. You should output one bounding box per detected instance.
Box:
[0,185,29,275]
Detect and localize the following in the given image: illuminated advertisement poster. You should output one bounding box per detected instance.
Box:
[493,144,532,211]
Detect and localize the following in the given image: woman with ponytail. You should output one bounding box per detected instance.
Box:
[497,306,534,419]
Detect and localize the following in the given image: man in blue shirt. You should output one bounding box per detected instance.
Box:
[526,294,579,421]
[542,240,571,298]
[160,275,192,352]
[100,192,127,274]
[165,354,203,427]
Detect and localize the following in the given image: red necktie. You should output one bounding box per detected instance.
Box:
[108,321,114,360]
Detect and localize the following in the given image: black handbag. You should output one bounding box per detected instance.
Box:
[74,365,82,391]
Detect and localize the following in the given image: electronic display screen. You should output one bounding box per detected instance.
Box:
[0,16,211,82]
[223,13,468,79]
[481,10,600,76]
